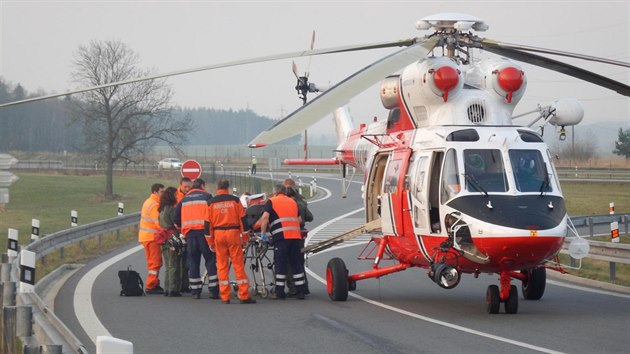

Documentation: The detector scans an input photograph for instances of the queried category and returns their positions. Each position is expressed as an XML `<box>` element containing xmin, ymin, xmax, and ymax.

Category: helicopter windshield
<box><xmin>463</xmin><ymin>149</ymin><xmax>508</xmax><ymax>193</ymax></box>
<box><xmin>509</xmin><ymin>149</ymin><xmax>552</xmax><ymax>192</ymax></box>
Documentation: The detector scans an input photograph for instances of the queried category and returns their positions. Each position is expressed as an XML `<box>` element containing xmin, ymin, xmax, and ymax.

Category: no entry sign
<box><xmin>181</xmin><ymin>159</ymin><xmax>202</xmax><ymax>179</ymax></box>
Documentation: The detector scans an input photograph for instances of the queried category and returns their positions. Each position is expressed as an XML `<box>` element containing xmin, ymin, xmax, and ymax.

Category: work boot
<box><xmin>296</xmin><ymin>292</ymin><xmax>305</xmax><ymax>300</ymax></box>
<box><xmin>209</xmin><ymin>293</ymin><xmax>219</xmax><ymax>300</ymax></box>
<box><xmin>146</xmin><ymin>286</ymin><xmax>164</xmax><ymax>295</ymax></box>
<box><xmin>221</xmin><ymin>299</ymin><xmax>230</xmax><ymax>304</ymax></box>
<box><xmin>170</xmin><ymin>292</ymin><xmax>182</xmax><ymax>297</ymax></box>
<box><xmin>240</xmin><ymin>298</ymin><xmax>256</xmax><ymax>304</ymax></box>
<box><xmin>269</xmin><ymin>293</ymin><xmax>285</xmax><ymax>300</ymax></box>
<box><xmin>192</xmin><ymin>291</ymin><xmax>201</xmax><ymax>299</ymax></box>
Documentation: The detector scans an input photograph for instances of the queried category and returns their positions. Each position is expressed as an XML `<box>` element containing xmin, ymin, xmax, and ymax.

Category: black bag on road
<box><xmin>118</xmin><ymin>266</ymin><xmax>145</xmax><ymax>296</ymax></box>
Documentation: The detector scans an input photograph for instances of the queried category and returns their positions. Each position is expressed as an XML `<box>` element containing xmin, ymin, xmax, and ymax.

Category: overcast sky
<box><xmin>1</xmin><ymin>0</ymin><xmax>628</xmax><ymax>138</ymax></box>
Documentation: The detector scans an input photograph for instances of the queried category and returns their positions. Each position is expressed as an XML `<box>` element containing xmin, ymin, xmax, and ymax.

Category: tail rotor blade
<box><xmin>306</xmin><ymin>30</ymin><xmax>316</xmax><ymax>78</ymax></box>
<box><xmin>292</xmin><ymin>61</ymin><xmax>300</xmax><ymax>79</ymax></box>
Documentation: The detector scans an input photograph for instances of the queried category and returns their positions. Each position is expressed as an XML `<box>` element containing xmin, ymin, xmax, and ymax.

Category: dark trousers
<box><xmin>186</xmin><ymin>230</ymin><xmax>218</xmax><ymax>297</ymax></box>
<box><xmin>286</xmin><ymin>238</ymin><xmax>309</xmax><ymax>294</ymax></box>
<box><xmin>251</xmin><ymin>164</ymin><xmax>257</xmax><ymax>174</ymax></box>
<box><xmin>273</xmin><ymin>238</ymin><xmax>305</xmax><ymax>297</ymax></box>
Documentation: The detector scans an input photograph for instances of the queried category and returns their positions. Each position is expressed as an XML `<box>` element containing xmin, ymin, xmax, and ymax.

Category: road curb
<box><xmin>547</xmin><ymin>270</ymin><xmax>630</xmax><ymax>295</ymax></box>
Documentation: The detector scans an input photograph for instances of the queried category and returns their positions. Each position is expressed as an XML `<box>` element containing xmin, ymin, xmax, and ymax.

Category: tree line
<box><xmin>0</xmin><ymin>80</ymin><xmax>286</xmax><ymax>152</ymax></box>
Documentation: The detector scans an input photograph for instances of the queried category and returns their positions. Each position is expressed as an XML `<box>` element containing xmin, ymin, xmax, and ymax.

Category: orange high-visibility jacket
<box><xmin>267</xmin><ymin>194</ymin><xmax>301</xmax><ymax>240</ymax></box>
<box><xmin>176</xmin><ymin>187</ymin><xmax>186</xmax><ymax>203</ymax></box>
<box><xmin>178</xmin><ymin>188</ymin><xmax>212</xmax><ymax>236</ymax></box>
<box><xmin>138</xmin><ymin>194</ymin><xmax>160</xmax><ymax>243</ymax></box>
<box><xmin>206</xmin><ymin>189</ymin><xmax>245</xmax><ymax>234</ymax></box>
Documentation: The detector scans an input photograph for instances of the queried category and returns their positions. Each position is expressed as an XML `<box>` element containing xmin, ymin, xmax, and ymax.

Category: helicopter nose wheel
<box><xmin>486</xmin><ymin>273</ymin><xmax>519</xmax><ymax>314</ymax></box>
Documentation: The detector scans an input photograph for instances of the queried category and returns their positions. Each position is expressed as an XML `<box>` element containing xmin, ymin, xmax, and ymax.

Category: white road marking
<box><xmin>305</xmin><ymin>211</ymin><xmax>564</xmax><ymax>354</ymax></box>
<box><xmin>547</xmin><ymin>280</ymin><xmax>630</xmax><ymax>299</ymax></box>
<box><xmin>74</xmin><ymin>245</ymin><xmax>143</xmax><ymax>345</ymax></box>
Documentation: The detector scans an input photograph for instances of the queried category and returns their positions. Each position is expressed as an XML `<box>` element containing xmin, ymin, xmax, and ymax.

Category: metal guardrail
<box><xmin>9</xmin><ymin>212</ymin><xmax>140</xmax><ymax>353</ymax></box>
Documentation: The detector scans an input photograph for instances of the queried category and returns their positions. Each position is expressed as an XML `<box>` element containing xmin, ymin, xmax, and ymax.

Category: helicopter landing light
<box><xmin>486</xmin><ymin>201</ymin><xmax>493</xmax><ymax>209</ymax></box>
<box><xmin>548</xmin><ymin>202</ymin><xmax>554</xmax><ymax>209</ymax></box>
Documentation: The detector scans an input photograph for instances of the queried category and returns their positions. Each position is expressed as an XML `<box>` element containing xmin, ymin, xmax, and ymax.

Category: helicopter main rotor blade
<box><xmin>479</xmin><ymin>39</ymin><xmax>630</xmax><ymax>97</ymax></box>
<box><xmin>0</xmin><ymin>37</ymin><xmax>418</xmax><ymax>108</ymax></box>
<box><xmin>249</xmin><ymin>37</ymin><xmax>438</xmax><ymax>147</ymax></box>
<box><xmin>481</xmin><ymin>39</ymin><xmax>630</xmax><ymax>68</ymax></box>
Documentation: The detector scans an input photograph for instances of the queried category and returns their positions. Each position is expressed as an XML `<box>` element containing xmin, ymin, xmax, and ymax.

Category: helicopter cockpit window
<box><xmin>440</xmin><ymin>149</ymin><xmax>460</xmax><ymax>203</ymax></box>
<box><xmin>509</xmin><ymin>149</ymin><xmax>552</xmax><ymax>192</ymax></box>
<box><xmin>463</xmin><ymin>149</ymin><xmax>508</xmax><ymax>193</ymax></box>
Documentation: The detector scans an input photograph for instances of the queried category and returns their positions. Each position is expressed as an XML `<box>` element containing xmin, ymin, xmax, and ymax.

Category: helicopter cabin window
<box><xmin>463</xmin><ymin>149</ymin><xmax>508</xmax><ymax>193</ymax></box>
<box><xmin>517</xmin><ymin>129</ymin><xmax>544</xmax><ymax>143</ymax></box>
<box><xmin>412</xmin><ymin>156</ymin><xmax>428</xmax><ymax>201</ymax></box>
<box><xmin>509</xmin><ymin>150</ymin><xmax>552</xmax><ymax>192</ymax></box>
<box><xmin>440</xmin><ymin>149</ymin><xmax>460</xmax><ymax>203</ymax></box>
<box><xmin>384</xmin><ymin>159</ymin><xmax>402</xmax><ymax>194</ymax></box>
<box><xmin>446</xmin><ymin>129</ymin><xmax>480</xmax><ymax>142</ymax></box>
<box><xmin>386</xmin><ymin>109</ymin><xmax>401</xmax><ymax>130</ymax></box>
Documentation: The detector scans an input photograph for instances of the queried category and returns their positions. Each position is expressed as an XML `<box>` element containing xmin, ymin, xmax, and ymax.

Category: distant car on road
<box><xmin>157</xmin><ymin>158</ymin><xmax>183</xmax><ymax>170</ymax></box>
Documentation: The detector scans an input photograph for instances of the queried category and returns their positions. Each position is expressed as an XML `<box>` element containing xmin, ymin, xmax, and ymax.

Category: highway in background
<box><xmin>55</xmin><ymin>176</ymin><xmax>630</xmax><ymax>353</ymax></box>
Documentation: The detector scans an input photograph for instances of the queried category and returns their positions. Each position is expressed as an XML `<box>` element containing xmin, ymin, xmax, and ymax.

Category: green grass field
<box><xmin>1</xmin><ymin>171</ymin><xmax>273</xmax><ymax>252</ymax></box>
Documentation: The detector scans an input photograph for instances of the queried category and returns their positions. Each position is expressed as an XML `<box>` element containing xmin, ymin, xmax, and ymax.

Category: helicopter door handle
<box><xmin>403</xmin><ymin>208</ymin><xmax>412</xmax><ymax>212</ymax></box>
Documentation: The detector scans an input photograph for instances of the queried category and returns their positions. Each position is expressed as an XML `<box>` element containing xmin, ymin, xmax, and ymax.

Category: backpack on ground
<box><xmin>118</xmin><ymin>266</ymin><xmax>145</xmax><ymax>296</ymax></box>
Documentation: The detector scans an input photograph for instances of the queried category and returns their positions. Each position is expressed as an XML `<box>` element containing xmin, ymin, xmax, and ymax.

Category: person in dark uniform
<box><xmin>259</xmin><ymin>184</ymin><xmax>305</xmax><ymax>300</ymax></box>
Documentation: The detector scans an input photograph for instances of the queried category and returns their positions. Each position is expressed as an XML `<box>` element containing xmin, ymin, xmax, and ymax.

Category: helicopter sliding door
<box><xmin>407</xmin><ymin>151</ymin><xmax>431</xmax><ymax>236</ymax></box>
<box><xmin>365</xmin><ymin>151</ymin><xmax>390</xmax><ymax>223</ymax></box>
<box><xmin>380</xmin><ymin>148</ymin><xmax>412</xmax><ymax>236</ymax></box>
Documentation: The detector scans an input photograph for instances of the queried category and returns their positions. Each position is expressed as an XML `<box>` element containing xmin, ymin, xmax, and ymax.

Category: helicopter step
<box><xmin>302</xmin><ymin>219</ymin><xmax>382</xmax><ymax>255</ymax></box>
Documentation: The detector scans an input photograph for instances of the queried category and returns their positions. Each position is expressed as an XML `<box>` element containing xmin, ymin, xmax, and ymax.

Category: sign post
<box><xmin>0</xmin><ymin>153</ymin><xmax>19</xmax><ymax>206</ymax></box>
<box><xmin>31</xmin><ymin>219</ymin><xmax>40</xmax><ymax>242</ymax></box>
<box><xmin>181</xmin><ymin>160</ymin><xmax>202</xmax><ymax>180</ymax></box>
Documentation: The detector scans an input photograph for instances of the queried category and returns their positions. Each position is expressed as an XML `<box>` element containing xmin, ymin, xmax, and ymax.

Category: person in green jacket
<box><xmin>158</xmin><ymin>187</ymin><xmax>183</xmax><ymax>297</ymax></box>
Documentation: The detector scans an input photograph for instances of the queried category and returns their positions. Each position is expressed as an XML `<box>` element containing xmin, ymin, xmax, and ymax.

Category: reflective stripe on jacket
<box><xmin>180</xmin><ymin>189</ymin><xmax>211</xmax><ymax>236</ymax></box>
<box><xmin>268</xmin><ymin>194</ymin><xmax>301</xmax><ymax>240</ymax></box>
<box><xmin>139</xmin><ymin>194</ymin><xmax>160</xmax><ymax>242</ymax></box>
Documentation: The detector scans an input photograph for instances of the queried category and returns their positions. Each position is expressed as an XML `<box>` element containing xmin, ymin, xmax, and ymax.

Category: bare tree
<box><xmin>70</xmin><ymin>39</ymin><xmax>192</xmax><ymax>197</ymax></box>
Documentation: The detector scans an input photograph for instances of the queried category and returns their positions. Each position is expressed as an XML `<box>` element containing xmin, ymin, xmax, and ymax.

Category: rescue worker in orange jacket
<box><xmin>176</xmin><ymin>177</ymin><xmax>192</xmax><ymax>203</ymax></box>
<box><xmin>260</xmin><ymin>184</ymin><xmax>304</xmax><ymax>299</ymax></box>
<box><xmin>205</xmin><ymin>179</ymin><xmax>256</xmax><ymax>304</ymax></box>
<box><xmin>139</xmin><ymin>183</ymin><xmax>165</xmax><ymax>294</ymax></box>
<box><xmin>173</xmin><ymin>178</ymin><xmax>218</xmax><ymax>299</ymax></box>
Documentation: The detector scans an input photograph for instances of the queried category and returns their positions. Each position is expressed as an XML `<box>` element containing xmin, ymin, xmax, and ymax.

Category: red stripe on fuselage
<box><xmin>386</xmin><ymin>234</ymin><xmax>564</xmax><ymax>273</ymax></box>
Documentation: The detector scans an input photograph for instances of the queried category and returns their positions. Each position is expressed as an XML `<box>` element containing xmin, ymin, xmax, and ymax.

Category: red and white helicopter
<box><xmin>2</xmin><ymin>13</ymin><xmax>628</xmax><ymax>314</ymax></box>
<box><xmin>248</xmin><ymin>13</ymin><xmax>630</xmax><ymax>314</ymax></box>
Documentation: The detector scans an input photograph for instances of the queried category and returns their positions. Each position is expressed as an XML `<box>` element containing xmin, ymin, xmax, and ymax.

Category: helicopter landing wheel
<box><xmin>505</xmin><ymin>285</ymin><xmax>519</xmax><ymax>314</ymax></box>
<box><xmin>326</xmin><ymin>258</ymin><xmax>349</xmax><ymax>301</ymax></box>
<box><xmin>486</xmin><ymin>285</ymin><xmax>500</xmax><ymax>314</ymax></box>
<box><xmin>521</xmin><ymin>268</ymin><xmax>546</xmax><ymax>300</ymax></box>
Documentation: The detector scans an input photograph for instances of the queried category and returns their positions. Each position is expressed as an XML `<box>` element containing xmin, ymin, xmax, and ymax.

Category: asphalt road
<box><xmin>55</xmin><ymin>175</ymin><xmax>630</xmax><ymax>354</ymax></box>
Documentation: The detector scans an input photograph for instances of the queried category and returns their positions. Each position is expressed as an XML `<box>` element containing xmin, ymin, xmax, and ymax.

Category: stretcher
<box><xmin>202</xmin><ymin>196</ymin><xmax>276</xmax><ymax>298</ymax></box>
